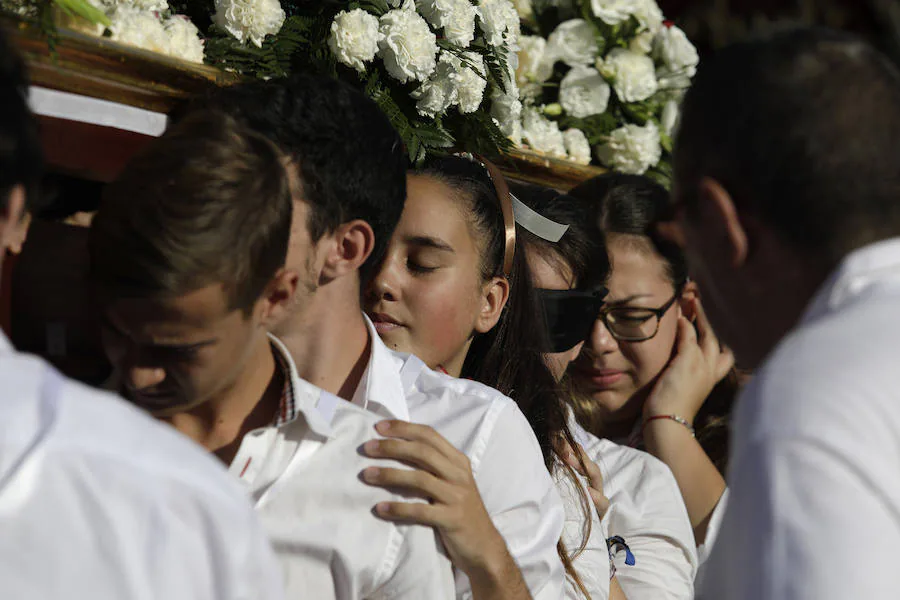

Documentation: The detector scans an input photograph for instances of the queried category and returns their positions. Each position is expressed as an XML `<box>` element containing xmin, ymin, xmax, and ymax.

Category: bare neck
<box><xmin>163</xmin><ymin>333</ymin><xmax>280</xmax><ymax>463</ymax></box>
<box><xmin>276</xmin><ymin>278</ymin><xmax>371</xmax><ymax>401</ymax></box>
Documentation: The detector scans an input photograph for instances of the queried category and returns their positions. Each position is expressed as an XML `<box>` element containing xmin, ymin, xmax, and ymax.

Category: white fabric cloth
<box><xmin>230</xmin><ymin>336</ymin><xmax>455</xmax><ymax>600</ymax></box>
<box><xmin>0</xmin><ymin>332</ymin><xmax>285</xmax><ymax>600</ymax></box>
<box><xmin>700</xmin><ymin>238</ymin><xmax>900</xmax><ymax>600</ymax></box>
<box><xmin>554</xmin><ymin>461</ymin><xmax>611</xmax><ymax>599</ymax></box>
<box><xmin>353</xmin><ymin>316</ymin><xmax>566</xmax><ymax>600</ymax></box>
<box><xmin>697</xmin><ymin>488</ymin><xmax>728</xmax><ymax>566</ymax></box>
<box><xmin>570</xmin><ymin>413</ymin><xmax>697</xmax><ymax>599</ymax></box>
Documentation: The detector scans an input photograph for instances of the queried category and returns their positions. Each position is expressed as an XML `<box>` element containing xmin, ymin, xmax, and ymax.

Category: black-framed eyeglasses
<box><xmin>537</xmin><ymin>287</ymin><xmax>608</xmax><ymax>353</ymax></box>
<box><xmin>598</xmin><ymin>294</ymin><xmax>679</xmax><ymax>342</ymax></box>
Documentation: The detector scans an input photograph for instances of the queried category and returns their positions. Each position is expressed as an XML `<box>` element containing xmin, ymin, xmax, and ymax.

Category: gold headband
<box><xmin>473</xmin><ymin>154</ymin><xmax>516</xmax><ymax>277</ymax></box>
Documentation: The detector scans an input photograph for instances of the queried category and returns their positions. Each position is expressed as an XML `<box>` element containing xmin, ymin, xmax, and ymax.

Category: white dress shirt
<box><xmin>570</xmin><ymin>413</ymin><xmax>697</xmax><ymax>599</ymax></box>
<box><xmin>0</xmin><ymin>333</ymin><xmax>285</xmax><ymax>600</ymax></box>
<box><xmin>554</xmin><ymin>461</ymin><xmax>611</xmax><ymax>599</ymax></box>
<box><xmin>353</xmin><ymin>316</ymin><xmax>566</xmax><ymax>600</ymax></box>
<box><xmin>700</xmin><ymin>238</ymin><xmax>900</xmax><ymax>600</ymax></box>
<box><xmin>232</xmin><ymin>336</ymin><xmax>455</xmax><ymax>600</ymax></box>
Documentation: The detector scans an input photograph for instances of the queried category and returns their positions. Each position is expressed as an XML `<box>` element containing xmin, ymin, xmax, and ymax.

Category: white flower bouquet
<box><xmin>512</xmin><ymin>0</ymin><xmax>698</xmax><ymax>181</ymax></box>
<box><xmin>199</xmin><ymin>0</ymin><xmax>524</xmax><ymax>163</ymax></box>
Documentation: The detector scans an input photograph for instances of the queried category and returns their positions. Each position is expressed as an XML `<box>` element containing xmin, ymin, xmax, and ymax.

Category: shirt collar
<box><xmin>267</xmin><ymin>334</ymin><xmax>335</xmax><ymax>438</ymax></box>
<box><xmin>801</xmin><ymin>237</ymin><xmax>900</xmax><ymax>325</ymax></box>
<box><xmin>350</xmin><ymin>315</ymin><xmax>410</xmax><ymax>420</ymax></box>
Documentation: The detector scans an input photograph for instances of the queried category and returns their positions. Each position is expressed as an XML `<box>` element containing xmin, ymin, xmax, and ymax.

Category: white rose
<box><xmin>660</xmin><ymin>98</ymin><xmax>679</xmax><ymax>137</ymax></box>
<box><xmin>596</xmin><ymin>121</ymin><xmax>661</xmax><ymax>174</ymax></box>
<box><xmin>632</xmin><ymin>0</ymin><xmax>663</xmax><ymax>31</ymax></box>
<box><xmin>656</xmin><ymin>67</ymin><xmax>691</xmax><ymax>93</ymax></box>
<box><xmin>629</xmin><ymin>30</ymin><xmax>654</xmax><ymax>55</ymax></box>
<box><xmin>378</xmin><ymin>7</ymin><xmax>438</xmax><ymax>83</ymax></box>
<box><xmin>164</xmin><ymin>15</ymin><xmax>205</xmax><ymax>63</ymax></box>
<box><xmin>653</xmin><ymin>24</ymin><xmax>699</xmax><ymax>77</ymax></box>
<box><xmin>521</xmin><ymin>107</ymin><xmax>567</xmax><ymax>158</ymax></box>
<box><xmin>213</xmin><ymin>0</ymin><xmax>284</xmax><ymax>47</ymax></box>
<box><xmin>559</xmin><ymin>65</ymin><xmax>610</xmax><ymax>118</ymax></box>
<box><xmin>491</xmin><ymin>86</ymin><xmax>523</xmax><ymax>144</ymax></box>
<box><xmin>516</xmin><ymin>36</ymin><xmax>554</xmax><ymax>98</ymax></box>
<box><xmin>457</xmin><ymin>52</ymin><xmax>488</xmax><ymax>113</ymax></box>
<box><xmin>546</xmin><ymin>19</ymin><xmax>597</xmax><ymax>67</ymax></box>
<box><xmin>512</xmin><ymin>0</ymin><xmax>532</xmax><ymax>20</ymax></box>
<box><xmin>328</xmin><ymin>9</ymin><xmax>381</xmax><ymax>72</ymax></box>
<box><xmin>589</xmin><ymin>0</ymin><xmax>637</xmax><ymax>25</ymax></box>
<box><xmin>563</xmin><ymin>128</ymin><xmax>591</xmax><ymax>164</ymax></box>
<box><xmin>477</xmin><ymin>0</ymin><xmax>520</xmax><ymax>48</ymax></box>
<box><xmin>412</xmin><ymin>52</ymin><xmax>459</xmax><ymax>117</ymax></box>
<box><xmin>417</xmin><ymin>0</ymin><xmax>477</xmax><ymax>47</ymax></box>
<box><xmin>600</xmin><ymin>47</ymin><xmax>658</xmax><ymax>102</ymax></box>
<box><xmin>108</xmin><ymin>6</ymin><xmax>169</xmax><ymax>54</ymax></box>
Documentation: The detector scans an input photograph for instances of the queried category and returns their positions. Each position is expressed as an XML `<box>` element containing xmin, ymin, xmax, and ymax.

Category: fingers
<box><xmin>373</xmin><ymin>500</ymin><xmax>442</xmax><ymax>526</ymax></box>
<box><xmin>716</xmin><ymin>345</ymin><xmax>736</xmax><ymax>381</ymax></box>
<box><xmin>674</xmin><ymin>315</ymin><xmax>698</xmax><ymax>357</ymax></box>
<box><xmin>363</xmin><ymin>437</ymin><xmax>460</xmax><ymax>482</ymax></box>
<box><xmin>693</xmin><ymin>298</ymin><xmax>722</xmax><ymax>358</ymax></box>
<box><xmin>573</xmin><ymin>444</ymin><xmax>604</xmax><ymax>494</ymax></box>
<box><xmin>588</xmin><ymin>487</ymin><xmax>610</xmax><ymax>516</ymax></box>
<box><xmin>361</xmin><ymin>466</ymin><xmax>453</xmax><ymax>504</ymax></box>
<box><xmin>374</xmin><ymin>420</ymin><xmax>467</xmax><ymax>466</ymax></box>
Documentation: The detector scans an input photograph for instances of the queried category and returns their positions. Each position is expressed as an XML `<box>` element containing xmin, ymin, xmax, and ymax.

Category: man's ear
<box><xmin>473</xmin><ymin>276</ymin><xmax>510</xmax><ymax>334</ymax></box>
<box><xmin>320</xmin><ymin>219</ymin><xmax>375</xmax><ymax>281</ymax></box>
<box><xmin>698</xmin><ymin>177</ymin><xmax>748</xmax><ymax>268</ymax></box>
<box><xmin>1</xmin><ymin>185</ymin><xmax>29</xmax><ymax>255</ymax></box>
<box><xmin>259</xmin><ymin>268</ymin><xmax>300</xmax><ymax>328</ymax></box>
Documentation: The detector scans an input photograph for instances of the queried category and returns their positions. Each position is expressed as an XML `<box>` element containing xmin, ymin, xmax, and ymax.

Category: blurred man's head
<box><xmin>187</xmin><ymin>74</ymin><xmax>407</xmax><ymax>314</ymax></box>
<box><xmin>0</xmin><ymin>29</ymin><xmax>42</xmax><ymax>268</ymax></box>
<box><xmin>673</xmin><ymin>27</ymin><xmax>900</xmax><ymax>367</ymax></box>
<box><xmin>90</xmin><ymin>111</ymin><xmax>297</xmax><ymax>415</ymax></box>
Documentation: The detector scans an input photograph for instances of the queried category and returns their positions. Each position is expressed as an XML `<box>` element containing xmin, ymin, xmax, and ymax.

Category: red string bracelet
<box><xmin>643</xmin><ymin>414</ymin><xmax>695</xmax><ymax>438</ymax></box>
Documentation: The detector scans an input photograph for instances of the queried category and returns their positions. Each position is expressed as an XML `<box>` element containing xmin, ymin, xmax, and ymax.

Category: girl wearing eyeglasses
<box><xmin>515</xmin><ymin>181</ymin><xmax>697</xmax><ymax>599</ymax></box>
<box><xmin>567</xmin><ymin>173</ymin><xmax>739</xmax><ymax>563</ymax></box>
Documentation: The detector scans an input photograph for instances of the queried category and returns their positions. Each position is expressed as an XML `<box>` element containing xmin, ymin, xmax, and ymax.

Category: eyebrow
<box><xmin>404</xmin><ymin>235</ymin><xmax>455</xmax><ymax>253</ymax></box>
<box><xmin>100</xmin><ymin>314</ymin><xmax>217</xmax><ymax>352</ymax></box>
<box><xmin>606</xmin><ymin>294</ymin><xmax>654</xmax><ymax>306</ymax></box>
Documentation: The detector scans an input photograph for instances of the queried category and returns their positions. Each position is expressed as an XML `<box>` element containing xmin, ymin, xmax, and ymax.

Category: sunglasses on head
<box><xmin>538</xmin><ymin>287</ymin><xmax>608</xmax><ymax>353</ymax></box>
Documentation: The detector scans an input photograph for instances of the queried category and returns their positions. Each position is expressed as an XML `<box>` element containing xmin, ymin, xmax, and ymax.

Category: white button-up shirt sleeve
<box><xmin>700</xmin><ymin>239</ymin><xmax>900</xmax><ymax>600</ymax></box>
<box><xmin>467</xmin><ymin>401</ymin><xmax>566</xmax><ymax>600</ymax></box>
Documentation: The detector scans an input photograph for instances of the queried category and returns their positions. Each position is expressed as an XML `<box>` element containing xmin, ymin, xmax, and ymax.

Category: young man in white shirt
<box><xmin>0</xmin><ymin>30</ymin><xmax>285</xmax><ymax>600</ymax></box>
<box><xmin>89</xmin><ymin>108</ymin><xmax>455</xmax><ymax>599</ymax></box>
<box><xmin>668</xmin><ymin>27</ymin><xmax>900</xmax><ymax>599</ymax></box>
<box><xmin>190</xmin><ymin>77</ymin><xmax>566</xmax><ymax>600</ymax></box>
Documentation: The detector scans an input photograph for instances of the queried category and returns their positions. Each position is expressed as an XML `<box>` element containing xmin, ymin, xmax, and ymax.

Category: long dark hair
<box><xmin>415</xmin><ymin>156</ymin><xmax>593</xmax><ymax>597</ymax></box>
<box><xmin>569</xmin><ymin>173</ymin><xmax>738</xmax><ymax>473</ymax></box>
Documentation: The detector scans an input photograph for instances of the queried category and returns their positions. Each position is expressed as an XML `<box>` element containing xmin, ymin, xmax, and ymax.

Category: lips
<box><xmin>574</xmin><ymin>364</ymin><xmax>626</xmax><ymax>389</ymax></box>
<box><xmin>369</xmin><ymin>312</ymin><xmax>404</xmax><ymax>335</ymax></box>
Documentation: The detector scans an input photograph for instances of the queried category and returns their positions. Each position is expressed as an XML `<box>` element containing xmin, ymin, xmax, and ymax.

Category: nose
<box><xmin>586</xmin><ymin>318</ymin><xmax>619</xmax><ymax>356</ymax></box>
<box><xmin>127</xmin><ymin>366</ymin><xmax>166</xmax><ymax>391</ymax></box>
<box><xmin>368</xmin><ymin>257</ymin><xmax>402</xmax><ymax>303</ymax></box>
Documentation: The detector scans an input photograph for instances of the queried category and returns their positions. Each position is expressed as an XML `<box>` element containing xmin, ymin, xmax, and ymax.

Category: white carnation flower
<box><xmin>378</xmin><ymin>7</ymin><xmax>439</xmax><ymax>83</ymax></box>
<box><xmin>412</xmin><ymin>52</ymin><xmax>459</xmax><ymax>118</ymax></box>
<box><xmin>559</xmin><ymin>65</ymin><xmax>610</xmax><ymax>118</ymax></box>
<box><xmin>164</xmin><ymin>15</ymin><xmax>205</xmax><ymax>63</ymax></box>
<box><xmin>563</xmin><ymin>128</ymin><xmax>591</xmax><ymax>164</ymax></box>
<box><xmin>491</xmin><ymin>86</ymin><xmax>523</xmax><ymax>144</ymax></box>
<box><xmin>477</xmin><ymin>0</ymin><xmax>520</xmax><ymax>48</ymax></box>
<box><xmin>521</xmin><ymin>107</ymin><xmax>566</xmax><ymax>158</ymax></box>
<box><xmin>629</xmin><ymin>30</ymin><xmax>654</xmax><ymax>55</ymax></box>
<box><xmin>546</xmin><ymin>19</ymin><xmax>597</xmax><ymax>67</ymax></box>
<box><xmin>512</xmin><ymin>0</ymin><xmax>532</xmax><ymax>20</ymax></box>
<box><xmin>457</xmin><ymin>52</ymin><xmax>488</xmax><ymax>113</ymax></box>
<box><xmin>590</xmin><ymin>0</ymin><xmax>637</xmax><ymax>25</ymax></box>
<box><xmin>660</xmin><ymin>98</ymin><xmax>680</xmax><ymax>137</ymax></box>
<box><xmin>108</xmin><ymin>6</ymin><xmax>170</xmax><ymax>55</ymax></box>
<box><xmin>600</xmin><ymin>48</ymin><xmax>658</xmax><ymax>103</ymax></box>
<box><xmin>328</xmin><ymin>9</ymin><xmax>381</xmax><ymax>72</ymax></box>
<box><xmin>632</xmin><ymin>0</ymin><xmax>663</xmax><ymax>31</ymax></box>
<box><xmin>417</xmin><ymin>0</ymin><xmax>477</xmax><ymax>47</ymax></box>
<box><xmin>104</xmin><ymin>0</ymin><xmax>169</xmax><ymax>11</ymax></box>
<box><xmin>596</xmin><ymin>121</ymin><xmax>661</xmax><ymax>174</ymax></box>
<box><xmin>656</xmin><ymin>67</ymin><xmax>691</xmax><ymax>93</ymax></box>
<box><xmin>516</xmin><ymin>36</ymin><xmax>554</xmax><ymax>98</ymax></box>
<box><xmin>653</xmin><ymin>24</ymin><xmax>699</xmax><ymax>77</ymax></box>
<box><xmin>213</xmin><ymin>0</ymin><xmax>285</xmax><ymax>47</ymax></box>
